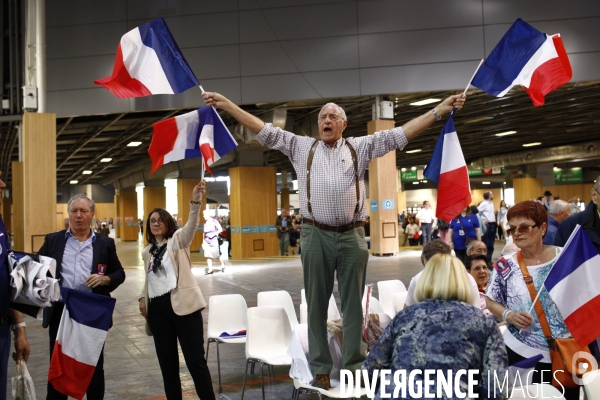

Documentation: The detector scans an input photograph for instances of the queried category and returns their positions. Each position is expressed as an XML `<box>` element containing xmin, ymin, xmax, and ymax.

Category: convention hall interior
<box><xmin>2</xmin><ymin>0</ymin><xmax>600</xmax><ymax>398</ymax></box>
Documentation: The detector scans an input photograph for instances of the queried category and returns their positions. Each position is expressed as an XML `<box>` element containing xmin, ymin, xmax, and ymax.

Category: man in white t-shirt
<box><xmin>415</xmin><ymin>200</ymin><xmax>436</xmax><ymax>245</ymax></box>
<box><xmin>477</xmin><ymin>191</ymin><xmax>496</xmax><ymax>263</ymax></box>
<box><xmin>404</xmin><ymin>239</ymin><xmax>480</xmax><ymax>308</ymax></box>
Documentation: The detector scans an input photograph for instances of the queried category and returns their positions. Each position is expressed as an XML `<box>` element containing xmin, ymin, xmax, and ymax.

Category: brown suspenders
<box><xmin>306</xmin><ymin>139</ymin><xmax>360</xmax><ymax>220</ymax></box>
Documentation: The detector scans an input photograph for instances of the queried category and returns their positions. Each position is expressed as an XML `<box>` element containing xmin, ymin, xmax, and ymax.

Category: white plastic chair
<box><xmin>392</xmin><ymin>291</ymin><xmax>408</xmax><ymax>314</ymax></box>
<box><xmin>300</xmin><ymin>303</ymin><xmax>308</xmax><ymax>324</ymax></box>
<box><xmin>508</xmin><ymin>384</ymin><xmax>565</xmax><ymax>399</ymax></box>
<box><xmin>241</xmin><ymin>306</ymin><xmax>293</xmax><ymax>400</ymax></box>
<box><xmin>257</xmin><ymin>290</ymin><xmax>299</xmax><ymax>330</ymax></box>
<box><xmin>293</xmin><ymin>378</ymin><xmax>368</xmax><ymax>399</ymax></box>
<box><xmin>206</xmin><ymin>294</ymin><xmax>248</xmax><ymax>398</ymax></box>
<box><xmin>377</xmin><ymin>280</ymin><xmax>407</xmax><ymax>318</ymax></box>
<box><xmin>301</xmin><ymin>288</ymin><xmax>306</xmax><ymax>304</ymax></box>
<box><xmin>301</xmin><ymin>288</ymin><xmax>341</xmax><ymax>321</ymax></box>
<box><xmin>583</xmin><ymin>370</ymin><xmax>600</xmax><ymax>400</ymax></box>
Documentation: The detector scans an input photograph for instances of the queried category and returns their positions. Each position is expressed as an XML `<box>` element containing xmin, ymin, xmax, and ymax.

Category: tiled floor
<box><xmin>7</xmin><ymin>235</ymin><xmax>503</xmax><ymax>399</ymax></box>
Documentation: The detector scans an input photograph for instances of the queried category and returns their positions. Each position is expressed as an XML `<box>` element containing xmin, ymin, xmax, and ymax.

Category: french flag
<box><xmin>544</xmin><ymin>225</ymin><xmax>600</xmax><ymax>346</ymax></box>
<box><xmin>507</xmin><ymin>354</ymin><xmax>543</xmax><ymax>391</ymax></box>
<box><xmin>94</xmin><ymin>18</ymin><xmax>199</xmax><ymax>98</ymax></box>
<box><xmin>423</xmin><ymin>114</ymin><xmax>472</xmax><ymax>222</ymax></box>
<box><xmin>48</xmin><ymin>288</ymin><xmax>116</xmax><ymax>400</ymax></box>
<box><xmin>471</xmin><ymin>18</ymin><xmax>572</xmax><ymax>106</ymax></box>
<box><xmin>149</xmin><ymin>106</ymin><xmax>237</xmax><ymax>175</ymax></box>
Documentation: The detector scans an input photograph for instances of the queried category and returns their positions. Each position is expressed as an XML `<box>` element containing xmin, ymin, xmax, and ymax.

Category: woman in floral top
<box><xmin>362</xmin><ymin>254</ymin><xmax>507</xmax><ymax>399</ymax></box>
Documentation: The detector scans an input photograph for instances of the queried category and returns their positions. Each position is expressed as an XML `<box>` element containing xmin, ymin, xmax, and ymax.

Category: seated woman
<box><xmin>362</xmin><ymin>254</ymin><xmax>507</xmax><ymax>398</ymax></box>
<box><xmin>464</xmin><ymin>254</ymin><xmax>493</xmax><ymax>316</ymax></box>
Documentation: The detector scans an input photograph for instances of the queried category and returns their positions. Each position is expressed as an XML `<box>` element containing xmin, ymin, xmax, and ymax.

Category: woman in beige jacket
<box><xmin>139</xmin><ymin>180</ymin><xmax>214</xmax><ymax>400</ymax></box>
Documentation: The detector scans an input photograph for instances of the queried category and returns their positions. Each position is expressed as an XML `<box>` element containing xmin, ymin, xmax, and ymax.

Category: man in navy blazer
<box><xmin>38</xmin><ymin>194</ymin><xmax>125</xmax><ymax>400</ymax></box>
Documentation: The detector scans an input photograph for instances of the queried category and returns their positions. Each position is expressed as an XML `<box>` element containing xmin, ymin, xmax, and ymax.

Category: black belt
<box><xmin>303</xmin><ymin>218</ymin><xmax>364</xmax><ymax>233</ymax></box>
<box><xmin>0</xmin><ymin>314</ymin><xmax>11</xmax><ymax>325</ymax></box>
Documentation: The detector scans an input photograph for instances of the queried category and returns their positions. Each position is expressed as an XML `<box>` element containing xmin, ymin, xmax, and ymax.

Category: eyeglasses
<box><xmin>506</xmin><ymin>224</ymin><xmax>538</xmax><ymax>236</ymax></box>
<box><xmin>319</xmin><ymin>113</ymin><xmax>343</xmax><ymax>122</ymax></box>
<box><xmin>150</xmin><ymin>218</ymin><xmax>165</xmax><ymax>225</ymax></box>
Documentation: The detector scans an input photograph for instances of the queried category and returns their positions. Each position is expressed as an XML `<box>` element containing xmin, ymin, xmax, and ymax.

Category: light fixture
<box><xmin>401</xmin><ymin>167</ymin><xmax>406</xmax><ymax>171</ymax></box>
<box><xmin>127</xmin><ymin>141</ymin><xmax>142</xmax><ymax>147</ymax></box>
<box><xmin>100</xmin><ymin>158</ymin><xmax>112</xmax><ymax>162</ymax></box>
<box><xmin>553</xmin><ymin>167</ymin><xmax>561</xmax><ymax>171</ymax></box>
<box><xmin>412</xmin><ymin>182</ymin><xmax>419</xmax><ymax>185</ymax></box>
<box><xmin>522</xmin><ymin>142</ymin><xmax>541</xmax><ymax>147</ymax></box>
<box><xmin>70</xmin><ymin>180</ymin><xmax>78</xmax><ymax>184</ymax></box>
<box><xmin>482</xmin><ymin>181</ymin><xmax>491</xmax><ymax>185</ymax></box>
<box><xmin>422</xmin><ymin>180</ymin><xmax>428</xmax><ymax>183</ymax></box>
<box><xmin>503</xmin><ymin>182</ymin><xmax>506</xmax><ymax>184</ymax></box>
<box><xmin>82</xmin><ymin>170</ymin><xmax>92</xmax><ymax>175</ymax></box>
<box><xmin>411</xmin><ymin>166</ymin><xmax>417</xmax><ymax>171</ymax></box>
<box><xmin>276</xmin><ymin>172</ymin><xmax>281</xmax><ymax>175</ymax></box>
<box><xmin>406</xmin><ymin>149</ymin><xmax>422</xmax><ymax>154</ymax></box>
<box><xmin>495</xmin><ymin>130</ymin><xmax>517</xmax><ymax>137</ymax></box>
<box><xmin>409</xmin><ymin>98</ymin><xmax>440</xmax><ymax>106</ymax></box>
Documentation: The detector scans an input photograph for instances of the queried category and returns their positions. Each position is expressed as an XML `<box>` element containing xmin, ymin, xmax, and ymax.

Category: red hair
<box><xmin>506</xmin><ymin>200</ymin><xmax>547</xmax><ymax>232</ymax></box>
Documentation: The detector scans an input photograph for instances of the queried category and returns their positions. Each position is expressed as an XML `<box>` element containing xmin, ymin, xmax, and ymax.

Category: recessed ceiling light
<box><xmin>412</xmin><ymin>182</ymin><xmax>419</xmax><ymax>185</ymax></box>
<box><xmin>82</xmin><ymin>170</ymin><xmax>92</xmax><ymax>175</ymax></box>
<box><xmin>409</xmin><ymin>98</ymin><xmax>441</xmax><ymax>106</ymax></box>
<box><xmin>70</xmin><ymin>180</ymin><xmax>78</xmax><ymax>184</ymax></box>
<box><xmin>127</xmin><ymin>141</ymin><xmax>142</xmax><ymax>147</ymax></box>
<box><xmin>411</xmin><ymin>166</ymin><xmax>417</xmax><ymax>171</ymax></box>
<box><xmin>406</xmin><ymin>149</ymin><xmax>422</xmax><ymax>154</ymax></box>
<box><xmin>401</xmin><ymin>168</ymin><xmax>406</xmax><ymax>171</ymax></box>
<box><xmin>495</xmin><ymin>131</ymin><xmax>517</xmax><ymax>137</ymax></box>
<box><xmin>553</xmin><ymin>167</ymin><xmax>561</xmax><ymax>171</ymax></box>
<box><xmin>522</xmin><ymin>142</ymin><xmax>541</xmax><ymax>147</ymax></box>
<box><xmin>482</xmin><ymin>181</ymin><xmax>491</xmax><ymax>184</ymax></box>
<box><xmin>100</xmin><ymin>158</ymin><xmax>112</xmax><ymax>162</ymax></box>
<box><xmin>276</xmin><ymin>173</ymin><xmax>281</xmax><ymax>175</ymax></box>
<box><xmin>422</xmin><ymin>180</ymin><xmax>427</xmax><ymax>183</ymax></box>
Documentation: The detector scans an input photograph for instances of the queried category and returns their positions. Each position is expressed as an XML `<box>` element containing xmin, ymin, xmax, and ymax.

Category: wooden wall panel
<box><xmin>513</xmin><ymin>178</ymin><xmax>543</xmax><ymax>204</ymax></box>
<box><xmin>2</xmin><ymin>198</ymin><xmax>11</xmax><ymax>234</ymax></box>
<box><xmin>13</xmin><ymin>113</ymin><xmax>56</xmax><ymax>252</ymax></box>
<box><xmin>471</xmin><ymin>188</ymin><xmax>502</xmax><ymax>211</ymax></box>
<box><xmin>177</xmin><ymin>179</ymin><xmax>204</xmax><ymax>252</ymax></box>
<box><xmin>94</xmin><ymin>203</ymin><xmax>116</xmax><ymax>224</ymax></box>
<box><xmin>118</xmin><ymin>191</ymin><xmax>138</xmax><ymax>241</ymax></box>
<box><xmin>114</xmin><ymin>194</ymin><xmax>122</xmax><ymax>239</ymax></box>
<box><xmin>368</xmin><ymin>120</ymin><xmax>398</xmax><ymax>255</ymax></box>
<box><xmin>143</xmin><ymin>186</ymin><xmax>166</xmax><ymax>224</ymax></box>
<box><xmin>229</xmin><ymin>166</ymin><xmax>278</xmax><ymax>258</ymax></box>
<box><xmin>542</xmin><ymin>184</ymin><xmax>594</xmax><ymax>203</ymax></box>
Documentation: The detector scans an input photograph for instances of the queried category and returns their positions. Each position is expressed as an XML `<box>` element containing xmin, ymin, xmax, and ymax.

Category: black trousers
<box><xmin>148</xmin><ymin>293</ymin><xmax>215</xmax><ymax>400</ymax></box>
<box><xmin>47</xmin><ymin>302</ymin><xmax>105</xmax><ymax>400</ymax></box>
<box><xmin>507</xmin><ymin>347</ymin><xmax>580</xmax><ymax>400</ymax></box>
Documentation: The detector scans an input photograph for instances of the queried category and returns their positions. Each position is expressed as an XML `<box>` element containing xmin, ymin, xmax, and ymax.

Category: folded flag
<box><xmin>149</xmin><ymin>106</ymin><xmax>237</xmax><ymax>175</ymax></box>
<box><xmin>544</xmin><ymin>225</ymin><xmax>600</xmax><ymax>346</ymax></box>
<box><xmin>471</xmin><ymin>18</ymin><xmax>572</xmax><ymax>106</ymax></box>
<box><xmin>48</xmin><ymin>287</ymin><xmax>116</xmax><ymax>400</ymax></box>
<box><xmin>94</xmin><ymin>18</ymin><xmax>199</xmax><ymax>98</ymax></box>
<box><xmin>508</xmin><ymin>354</ymin><xmax>543</xmax><ymax>390</ymax></box>
<box><xmin>423</xmin><ymin>114</ymin><xmax>471</xmax><ymax>222</ymax></box>
<box><xmin>218</xmin><ymin>330</ymin><xmax>247</xmax><ymax>339</ymax></box>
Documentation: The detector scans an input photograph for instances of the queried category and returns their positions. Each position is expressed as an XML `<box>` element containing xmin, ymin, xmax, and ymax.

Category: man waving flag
<box><xmin>149</xmin><ymin>106</ymin><xmax>237</xmax><ymax>175</ymax></box>
<box><xmin>424</xmin><ymin>114</ymin><xmax>471</xmax><ymax>222</ymax></box>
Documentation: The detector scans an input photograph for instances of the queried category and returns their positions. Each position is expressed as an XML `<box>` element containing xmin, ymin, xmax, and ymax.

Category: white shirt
<box><xmin>477</xmin><ymin>200</ymin><xmax>496</xmax><ymax>223</ymax></box>
<box><xmin>415</xmin><ymin>208</ymin><xmax>436</xmax><ymax>224</ymax></box>
<box><xmin>148</xmin><ymin>250</ymin><xmax>177</xmax><ymax>299</ymax></box>
<box><xmin>404</xmin><ymin>269</ymin><xmax>480</xmax><ymax>308</ymax></box>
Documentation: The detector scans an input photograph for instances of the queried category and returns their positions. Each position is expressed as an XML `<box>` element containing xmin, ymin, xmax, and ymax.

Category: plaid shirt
<box><xmin>257</xmin><ymin>123</ymin><xmax>408</xmax><ymax>226</ymax></box>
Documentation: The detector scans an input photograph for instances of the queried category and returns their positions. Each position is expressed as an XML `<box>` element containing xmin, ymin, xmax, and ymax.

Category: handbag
<box><xmin>516</xmin><ymin>252</ymin><xmax>592</xmax><ymax>389</ymax></box>
<box><xmin>11</xmin><ymin>361</ymin><xmax>36</xmax><ymax>400</ymax></box>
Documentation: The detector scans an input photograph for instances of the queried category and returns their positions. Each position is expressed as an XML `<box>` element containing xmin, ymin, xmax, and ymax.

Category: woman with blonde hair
<box><xmin>362</xmin><ymin>254</ymin><xmax>507</xmax><ymax>398</ymax></box>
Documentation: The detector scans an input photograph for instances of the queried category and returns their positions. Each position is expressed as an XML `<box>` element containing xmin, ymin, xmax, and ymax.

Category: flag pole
<box><xmin>199</xmin><ymin>85</ymin><xmax>206</xmax><ymax>181</ymax></box>
<box><xmin>463</xmin><ymin>59</ymin><xmax>484</xmax><ymax>95</ymax></box>
<box><xmin>199</xmin><ymin>85</ymin><xmax>205</xmax><ymax>94</ymax></box>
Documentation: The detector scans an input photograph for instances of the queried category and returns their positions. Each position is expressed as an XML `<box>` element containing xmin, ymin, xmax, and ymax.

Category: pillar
<box><xmin>12</xmin><ymin>112</ymin><xmax>56</xmax><ymax>252</ymax></box>
<box><xmin>116</xmin><ymin>189</ymin><xmax>138</xmax><ymax>241</ymax></box>
<box><xmin>280</xmin><ymin>169</ymin><xmax>290</xmax><ymax>210</ymax></box>
<box><xmin>143</xmin><ymin>181</ymin><xmax>166</xmax><ymax>224</ymax></box>
<box><xmin>367</xmin><ymin>120</ymin><xmax>398</xmax><ymax>256</ymax></box>
<box><xmin>513</xmin><ymin>178</ymin><xmax>543</xmax><ymax>203</ymax></box>
<box><xmin>114</xmin><ymin>193</ymin><xmax>121</xmax><ymax>238</ymax></box>
<box><xmin>177</xmin><ymin>178</ymin><xmax>205</xmax><ymax>252</ymax></box>
<box><xmin>229</xmin><ymin>166</ymin><xmax>278</xmax><ymax>258</ymax></box>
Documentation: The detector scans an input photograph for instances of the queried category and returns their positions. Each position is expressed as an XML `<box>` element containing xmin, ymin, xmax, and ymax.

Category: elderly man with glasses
<box><xmin>203</xmin><ymin>91</ymin><xmax>466</xmax><ymax>389</ymax></box>
<box><xmin>555</xmin><ymin>179</ymin><xmax>600</xmax><ymax>254</ymax></box>
<box><xmin>38</xmin><ymin>194</ymin><xmax>125</xmax><ymax>400</ymax></box>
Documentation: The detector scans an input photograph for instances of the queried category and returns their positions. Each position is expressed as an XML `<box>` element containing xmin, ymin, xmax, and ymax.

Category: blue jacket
<box><xmin>543</xmin><ymin>216</ymin><xmax>560</xmax><ymax>245</ymax></box>
<box><xmin>554</xmin><ymin>201</ymin><xmax>600</xmax><ymax>254</ymax></box>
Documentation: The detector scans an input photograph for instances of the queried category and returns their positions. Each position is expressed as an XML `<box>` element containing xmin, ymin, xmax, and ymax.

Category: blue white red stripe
<box><xmin>423</xmin><ymin>114</ymin><xmax>471</xmax><ymax>222</ymax></box>
<box><xmin>94</xmin><ymin>18</ymin><xmax>199</xmax><ymax>98</ymax></box>
<box><xmin>48</xmin><ymin>288</ymin><xmax>116</xmax><ymax>400</ymax></box>
<box><xmin>471</xmin><ymin>18</ymin><xmax>572</xmax><ymax>106</ymax></box>
<box><xmin>544</xmin><ymin>225</ymin><xmax>600</xmax><ymax>346</ymax></box>
<box><xmin>149</xmin><ymin>106</ymin><xmax>237</xmax><ymax>174</ymax></box>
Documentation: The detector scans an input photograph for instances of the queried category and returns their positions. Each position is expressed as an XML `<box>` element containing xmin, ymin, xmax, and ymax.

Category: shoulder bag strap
<box><xmin>345</xmin><ymin>140</ymin><xmax>360</xmax><ymax>218</ymax></box>
<box><xmin>516</xmin><ymin>251</ymin><xmax>555</xmax><ymax>346</ymax></box>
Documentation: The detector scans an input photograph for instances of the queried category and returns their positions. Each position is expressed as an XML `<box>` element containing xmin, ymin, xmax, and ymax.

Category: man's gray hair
<box><xmin>466</xmin><ymin>240</ymin><xmax>485</xmax><ymax>254</ymax></box>
<box><xmin>67</xmin><ymin>194</ymin><xmax>95</xmax><ymax>213</ymax></box>
<box><xmin>547</xmin><ymin>199</ymin><xmax>568</xmax><ymax>216</ymax></box>
<box><xmin>570</xmin><ymin>203</ymin><xmax>582</xmax><ymax>215</ymax></box>
<box><xmin>318</xmin><ymin>103</ymin><xmax>347</xmax><ymax>121</ymax></box>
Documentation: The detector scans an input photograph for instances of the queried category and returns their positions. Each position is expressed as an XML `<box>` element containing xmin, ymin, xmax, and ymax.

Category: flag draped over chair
<box><xmin>94</xmin><ymin>18</ymin><xmax>199</xmax><ymax>98</ymax></box>
<box><xmin>423</xmin><ymin>114</ymin><xmax>471</xmax><ymax>222</ymax></box>
<box><xmin>471</xmin><ymin>18</ymin><xmax>572</xmax><ymax>106</ymax></box>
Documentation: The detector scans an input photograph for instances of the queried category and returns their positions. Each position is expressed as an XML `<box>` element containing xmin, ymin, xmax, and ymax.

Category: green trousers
<box><xmin>300</xmin><ymin>223</ymin><xmax>369</xmax><ymax>375</ymax></box>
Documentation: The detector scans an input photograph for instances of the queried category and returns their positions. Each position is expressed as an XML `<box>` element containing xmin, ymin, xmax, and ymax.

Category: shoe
<box><xmin>205</xmin><ymin>270</ymin><xmax>213</xmax><ymax>275</ymax></box>
<box><xmin>311</xmin><ymin>374</ymin><xmax>330</xmax><ymax>390</ymax></box>
<box><xmin>221</xmin><ymin>267</ymin><xmax>225</xmax><ymax>272</ymax></box>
